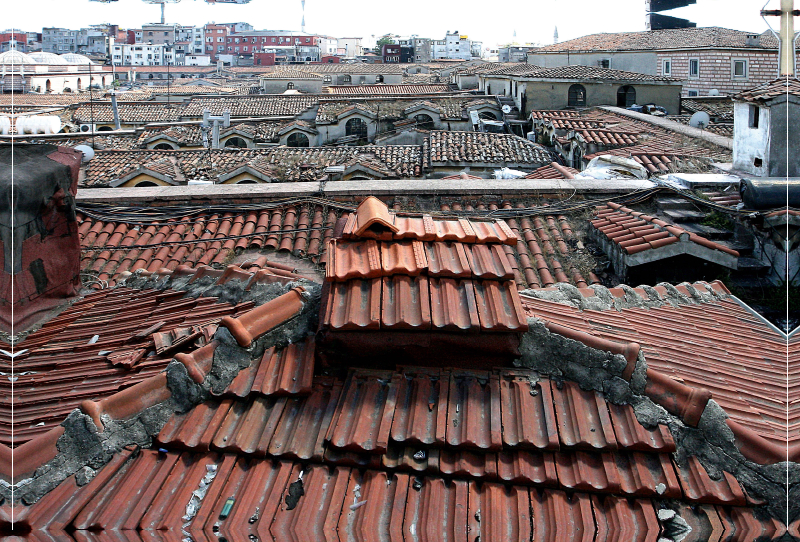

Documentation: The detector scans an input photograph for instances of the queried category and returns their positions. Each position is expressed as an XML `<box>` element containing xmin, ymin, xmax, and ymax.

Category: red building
<box><xmin>253</xmin><ymin>51</ymin><xmax>276</xmax><ymax>66</ymax></box>
<box><xmin>204</xmin><ymin>24</ymin><xmax>229</xmax><ymax>62</ymax></box>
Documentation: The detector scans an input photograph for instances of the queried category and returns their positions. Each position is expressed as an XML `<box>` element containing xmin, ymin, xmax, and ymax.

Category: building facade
<box><xmin>528</xmin><ymin>27</ymin><xmax>798</xmax><ymax>97</ymax></box>
<box><xmin>42</xmin><ymin>28</ymin><xmax>78</xmax><ymax>53</ymax></box>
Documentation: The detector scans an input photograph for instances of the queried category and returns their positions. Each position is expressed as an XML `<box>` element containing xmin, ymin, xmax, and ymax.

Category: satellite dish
<box><xmin>502</xmin><ymin>104</ymin><xmax>512</xmax><ymax>114</ymax></box>
<box><xmin>708</xmin><ymin>89</ymin><xmax>720</xmax><ymax>96</ymax></box>
<box><xmin>689</xmin><ymin>111</ymin><xmax>710</xmax><ymax>130</ymax></box>
<box><xmin>74</xmin><ymin>145</ymin><xmax>95</xmax><ymax>162</ymax></box>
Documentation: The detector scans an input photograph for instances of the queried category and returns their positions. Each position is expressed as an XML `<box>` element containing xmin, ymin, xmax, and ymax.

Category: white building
<box><xmin>0</xmin><ymin>47</ymin><xmax>112</xmax><ymax>94</ymax></box>
<box><xmin>338</xmin><ymin>37</ymin><xmax>363</xmax><ymax>58</ymax></box>
<box><xmin>444</xmin><ymin>31</ymin><xmax>471</xmax><ymax>61</ymax></box>
<box><xmin>185</xmin><ymin>54</ymin><xmax>211</xmax><ymax>66</ymax></box>
<box><xmin>318</xmin><ymin>37</ymin><xmax>338</xmax><ymax>57</ymax></box>
<box><xmin>111</xmin><ymin>43</ymin><xmax>174</xmax><ymax>66</ymax></box>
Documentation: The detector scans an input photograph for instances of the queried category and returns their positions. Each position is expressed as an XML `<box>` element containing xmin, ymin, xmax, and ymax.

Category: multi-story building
<box><xmin>222</xmin><ymin>31</ymin><xmax>320</xmax><ymax>62</ymax></box>
<box><xmin>111</xmin><ymin>42</ymin><xmax>174</xmax><ymax>66</ymax></box>
<box><xmin>318</xmin><ymin>36</ymin><xmax>338</xmax><ymax>57</ymax></box>
<box><xmin>338</xmin><ymin>37</ymin><xmax>363</xmax><ymax>58</ymax></box>
<box><xmin>140</xmin><ymin>24</ymin><xmax>177</xmax><ymax>45</ymax></box>
<box><xmin>78</xmin><ymin>27</ymin><xmax>111</xmax><ymax>55</ymax></box>
<box><xmin>498</xmin><ymin>46</ymin><xmax>530</xmax><ymax>62</ymax></box>
<box><xmin>382</xmin><ymin>44</ymin><xmax>399</xmax><ymax>63</ymax></box>
<box><xmin>203</xmin><ymin>24</ymin><xmax>229</xmax><ymax>62</ymax></box>
<box><xmin>42</xmin><ymin>27</ymin><xmax>78</xmax><ymax>53</ymax></box>
<box><xmin>413</xmin><ymin>38</ymin><xmax>432</xmax><ymax>63</ymax></box>
<box><xmin>444</xmin><ymin>31</ymin><xmax>471</xmax><ymax>61</ymax></box>
<box><xmin>527</xmin><ymin>27</ymin><xmax>798</xmax><ymax>97</ymax></box>
<box><xmin>191</xmin><ymin>27</ymin><xmax>205</xmax><ymax>55</ymax></box>
<box><xmin>0</xmin><ymin>31</ymin><xmax>30</xmax><ymax>52</ymax></box>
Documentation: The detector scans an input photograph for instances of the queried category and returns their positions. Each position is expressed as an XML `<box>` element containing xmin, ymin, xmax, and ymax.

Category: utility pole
<box><xmin>762</xmin><ymin>0</ymin><xmax>800</xmax><ymax>76</ymax></box>
<box><xmin>202</xmin><ymin>108</ymin><xmax>231</xmax><ymax>149</ymax></box>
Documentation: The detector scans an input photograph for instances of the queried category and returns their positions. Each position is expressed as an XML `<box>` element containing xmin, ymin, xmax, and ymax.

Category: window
<box><xmin>733</xmin><ymin>59</ymin><xmax>747</xmax><ymax>78</ymax></box>
<box><xmin>568</xmin><ymin>84</ymin><xmax>586</xmax><ymax>107</ymax></box>
<box><xmin>617</xmin><ymin>85</ymin><xmax>636</xmax><ymax>107</ymax></box>
<box><xmin>287</xmin><ymin>82</ymin><xmax>294</xmax><ymax>89</ymax></box>
<box><xmin>287</xmin><ymin>132</ymin><xmax>310</xmax><ymax>147</ymax></box>
<box><xmin>687</xmin><ymin>89</ymin><xmax>699</xmax><ymax>97</ymax></box>
<box><xmin>323</xmin><ymin>75</ymin><xmax>332</xmax><ymax>83</ymax></box>
<box><xmin>342</xmin><ymin>74</ymin><xmax>351</xmax><ymax>83</ymax></box>
<box><xmin>224</xmin><ymin>137</ymin><xmax>248</xmax><ymax>148</ymax></box>
<box><xmin>749</xmin><ymin>104</ymin><xmax>760</xmax><ymax>129</ymax></box>
<box><xmin>376</xmin><ymin>75</ymin><xmax>384</xmax><ymax>83</ymax></box>
<box><xmin>415</xmin><ymin>114</ymin><xmax>434</xmax><ymax>129</ymax></box>
<box><xmin>662</xmin><ymin>59</ymin><xmax>672</xmax><ymax>75</ymax></box>
<box><xmin>597</xmin><ymin>58</ymin><xmax>611</xmax><ymax>69</ymax></box>
<box><xmin>689</xmin><ymin>58</ymin><xmax>699</xmax><ymax>78</ymax></box>
<box><xmin>345</xmin><ymin>117</ymin><xmax>368</xmax><ymax>140</ymax></box>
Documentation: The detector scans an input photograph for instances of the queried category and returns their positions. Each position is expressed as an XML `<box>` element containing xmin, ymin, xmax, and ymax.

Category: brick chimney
<box><xmin>0</xmin><ymin>144</ymin><xmax>83</xmax><ymax>335</ymax></box>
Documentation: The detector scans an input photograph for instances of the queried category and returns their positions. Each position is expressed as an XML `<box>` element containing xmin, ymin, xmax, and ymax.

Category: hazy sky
<box><xmin>7</xmin><ymin>0</ymin><xmax>780</xmax><ymax>49</ymax></box>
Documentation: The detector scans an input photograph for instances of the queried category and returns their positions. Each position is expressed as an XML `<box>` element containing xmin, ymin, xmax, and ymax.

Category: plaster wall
<box><xmin>259</xmin><ymin>79</ymin><xmax>323</xmax><ymax>94</ymax></box>
<box><xmin>527</xmin><ymin>51</ymin><xmax>657</xmax><ymax>74</ymax></box>
<box><xmin>766</xmin><ymin>98</ymin><xmax>800</xmax><ymax>178</ymax></box>
<box><xmin>732</xmin><ymin>101</ymin><xmax>770</xmax><ymax>176</ymax></box>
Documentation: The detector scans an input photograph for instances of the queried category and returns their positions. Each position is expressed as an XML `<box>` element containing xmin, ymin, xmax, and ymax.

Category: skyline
<box><xmin>7</xmin><ymin>0</ymin><xmax>778</xmax><ymax>49</ymax></box>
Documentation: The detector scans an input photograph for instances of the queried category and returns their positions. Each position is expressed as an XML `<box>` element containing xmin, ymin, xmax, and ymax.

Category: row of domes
<box><xmin>0</xmin><ymin>50</ymin><xmax>95</xmax><ymax>66</ymax></box>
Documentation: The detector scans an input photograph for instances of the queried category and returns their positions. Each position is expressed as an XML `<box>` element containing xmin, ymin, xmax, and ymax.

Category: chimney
<box><xmin>745</xmin><ymin>33</ymin><xmax>761</xmax><ymax>47</ymax></box>
<box><xmin>0</xmin><ymin>144</ymin><xmax>83</xmax><ymax>335</ymax></box>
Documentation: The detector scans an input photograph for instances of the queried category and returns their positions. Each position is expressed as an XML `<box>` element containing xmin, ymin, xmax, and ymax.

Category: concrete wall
<box><xmin>506</xmin><ymin>80</ymin><xmax>681</xmax><ymax>115</ymax></box>
<box><xmin>732</xmin><ymin>101</ymin><xmax>770</xmax><ymax>176</ymax></box>
<box><xmin>317</xmin><ymin>113</ymin><xmax>377</xmax><ymax>144</ymax></box>
<box><xmin>767</xmin><ymin>97</ymin><xmax>800</xmax><ymax>178</ymax></box>
<box><xmin>260</xmin><ymin>78</ymin><xmax>323</xmax><ymax>94</ymax></box>
<box><xmin>278</xmin><ymin>129</ymin><xmax>319</xmax><ymax>147</ymax></box>
<box><xmin>527</xmin><ymin>51</ymin><xmax>658</xmax><ymax>74</ymax></box>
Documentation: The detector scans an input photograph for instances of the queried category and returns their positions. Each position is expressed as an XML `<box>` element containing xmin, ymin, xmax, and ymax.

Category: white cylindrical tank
<box><xmin>16</xmin><ymin>115</ymin><xmax>61</xmax><ymax>134</ymax></box>
<box><xmin>14</xmin><ymin>116</ymin><xmax>29</xmax><ymax>135</ymax></box>
<box><xmin>0</xmin><ymin>117</ymin><xmax>10</xmax><ymax>135</ymax></box>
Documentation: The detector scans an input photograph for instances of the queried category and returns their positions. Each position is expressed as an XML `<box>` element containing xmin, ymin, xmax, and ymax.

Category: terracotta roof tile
<box><xmin>591</xmin><ymin>201</ymin><xmax>739</xmax><ymax>257</ymax></box>
<box><xmin>326</xmin><ymin>84</ymin><xmax>453</xmax><ymax>95</ymax></box>
<box><xmin>521</xmin><ymin>291</ymin><xmax>788</xmax><ymax>447</ymax></box>
<box><xmin>733</xmin><ymin>77</ymin><xmax>800</xmax><ymax>103</ymax></box>
<box><xmin>535</xmin><ymin>27</ymin><xmax>781</xmax><ymax>53</ymax></box>
<box><xmin>425</xmin><ymin>130</ymin><xmax>550</xmax><ymax>166</ymax></box>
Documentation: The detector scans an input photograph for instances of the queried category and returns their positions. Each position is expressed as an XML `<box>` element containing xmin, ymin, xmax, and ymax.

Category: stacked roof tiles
<box><xmin>319</xmin><ymin>197</ymin><xmax>527</xmax><ymax>342</ymax></box>
<box><xmin>590</xmin><ymin>202</ymin><xmax>739</xmax><ymax>258</ymax></box>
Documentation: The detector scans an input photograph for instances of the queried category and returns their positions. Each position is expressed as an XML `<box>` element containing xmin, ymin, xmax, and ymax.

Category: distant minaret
<box><xmin>301</xmin><ymin>0</ymin><xmax>306</xmax><ymax>32</ymax></box>
<box><xmin>554</xmin><ymin>26</ymin><xmax>559</xmax><ymax>44</ymax></box>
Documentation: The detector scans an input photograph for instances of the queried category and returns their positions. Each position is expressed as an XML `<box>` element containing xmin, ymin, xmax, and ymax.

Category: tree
<box><xmin>374</xmin><ymin>34</ymin><xmax>395</xmax><ymax>54</ymax></box>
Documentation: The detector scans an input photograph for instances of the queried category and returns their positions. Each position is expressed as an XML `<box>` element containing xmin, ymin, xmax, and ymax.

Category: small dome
<box><xmin>0</xmin><ymin>49</ymin><xmax>38</xmax><ymax>66</ymax></box>
<box><xmin>60</xmin><ymin>53</ymin><xmax>95</xmax><ymax>65</ymax></box>
<box><xmin>29</xmin><ymin>51</ymin><xmax>68</xmax><ymax>65</ymax></box>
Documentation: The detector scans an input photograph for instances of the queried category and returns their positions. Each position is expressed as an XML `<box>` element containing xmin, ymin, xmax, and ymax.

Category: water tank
<box><xmin>740</xmin><ymin>178</ymin><xmax>800</xmax><ymax>209</ymax></box>
<box><xmin>15</xmin><ymin>115</ymin><xmax>61</xmax><ymax>134</ymax></box>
